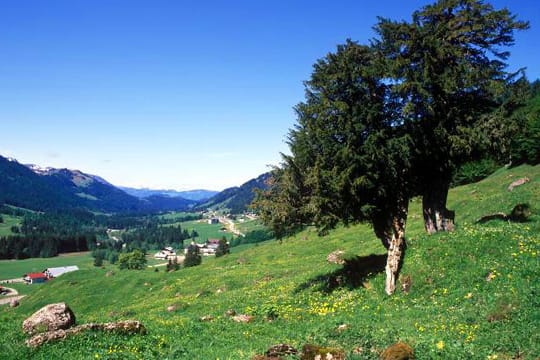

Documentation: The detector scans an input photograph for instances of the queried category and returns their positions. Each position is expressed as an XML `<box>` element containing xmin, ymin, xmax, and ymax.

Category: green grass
<box><xmin>0</xmin><ymin>214</ymin><xmax>22</xmax><ymax>236</ymax></box>
<box><xmin>178</xmin><ymin>219</ymin><xmax>232</xmax><ymax>243</ymax></box>
<box><xmin>0</xmin><ymin>165</ymin><xmax>538</xmax><ymax>359</ymax></box>
<box><xmin>235</xmin><ymin>217</ymin><xmax>266</xmax><ymax>234</ymax></box>
<box><xmin>0</xmin><ymin>253</ymin><xmax>93</xmax><ymax>280</ymax></box>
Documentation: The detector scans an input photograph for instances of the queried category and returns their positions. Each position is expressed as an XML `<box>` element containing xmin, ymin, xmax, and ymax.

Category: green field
<box><xmin>0</xmin><ymin>252</ymin><xmax>93</xmax><ymax>280</ymax></box>
<box><xmin>175</xmin><ymin>219</ymin><xmax>232</xmax><ymax>243</ymax></box>
<box><xmin>0</xmin><ymin>214</ymin><xmax>22</xmax><ymax>236</ymax></box>
<box><xmin>0</xmin><ymin>165</ymin><xmax>538</xmax><ymax>359</ymax></box>
<box><xmin>235</xmin><ymin>217</ymin><xmax>265</xmax><ymax>234</ymax></box>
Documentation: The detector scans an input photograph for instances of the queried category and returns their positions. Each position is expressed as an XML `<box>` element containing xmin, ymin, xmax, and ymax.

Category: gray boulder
<box><xmin>22</xmin><ymin>302</ymin><xmax>76</xmax><ymax>335</ymax></box>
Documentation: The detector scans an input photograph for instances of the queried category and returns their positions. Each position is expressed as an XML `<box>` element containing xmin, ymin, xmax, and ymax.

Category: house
<box><xmin>185</xmin><ymin>239</ymin><xmax>226</xmax><ymax>256</ymax></box>
<box><xmin>44</xmin><ymin>266</ymin><xmax>79</xmax><ymax>278</ymax></box>
<box><xmin>154</xmin><ymin>247</ymin><xmax>177</xmax><ymax>260</ymax></box>
<box><xmin>208</xmin><ymin>218</ymin><xmax>219</xmax><ymax>224</ymax></box>
<box><xmin>23</xmin><ymin>273</ymin><xmax>48</xmax><ymax>284</ymax></box>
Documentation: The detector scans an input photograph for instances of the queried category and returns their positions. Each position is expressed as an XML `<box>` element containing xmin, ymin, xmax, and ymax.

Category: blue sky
<box><xmin>1</xmin><ymin>0</ymin><xmax>538</xmax><ymax>191</ymax></box>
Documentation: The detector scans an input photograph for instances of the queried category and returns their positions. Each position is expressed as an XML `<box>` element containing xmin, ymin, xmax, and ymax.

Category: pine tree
<box><xmin>375</xmin><ymin>0</ymin><xmax>529</xmax><ymax>233</ymax></box>
<box><xmin>254</xmin><ymin>41</ymin><xmax>413</xmax><ymax>294</ymax></box>
<box><xmin>215</xmin><ymin>236</ymin><xmax>230</xmax><ymax>257</ymax></box>
<box><xmin>183</xmin><ymin>242</ymin><xmax>201</xmax><ymax>267</ymax></box>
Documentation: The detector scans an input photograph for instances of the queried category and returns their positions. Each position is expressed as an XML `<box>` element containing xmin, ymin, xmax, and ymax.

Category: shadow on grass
<box><xmin>476</xmin><ymin>203</ymin><xmax>531</xmax><ymax>224</ymax></box>
<box><xmin>295</xmin><ymin>254</ymin><xmax>387</xmax><ymax>294</ymax></box>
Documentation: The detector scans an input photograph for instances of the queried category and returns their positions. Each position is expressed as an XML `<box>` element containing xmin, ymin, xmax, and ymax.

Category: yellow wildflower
<box><xmin>436</xmin><ymin>340</ymin><xmax>445</xmax><ymax>350</ymax></box>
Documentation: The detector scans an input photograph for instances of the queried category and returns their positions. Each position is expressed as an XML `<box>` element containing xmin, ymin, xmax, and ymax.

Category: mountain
<box><xmin>0</xmin><ymin>155</ymin><xmax>195</xmax><ymax>213</ymax></box>
<box><xmin>198</xmin><ymin>172</ymin><xmax>271</xmax><ymax>213</ymax></box>
<box><xmin>120</xmin><ymin>187</ymin><xmax>218</xmax><ymax>202</ymax></box>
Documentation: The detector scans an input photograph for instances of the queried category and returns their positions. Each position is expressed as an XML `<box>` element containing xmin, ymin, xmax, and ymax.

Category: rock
<box><xmin>301</xmin><ymin>344</ymin><xmax>345</xmax><ymax>360</ymax></box>
<box><xmin>336</xmin><ymin>324</ymin><xmax>349</xmax><ymax>332</ymax></box>
<box><xmin>224</xmin><ymin>309</ymin><xmax>237</xmax><ymax>317</ymax></box>
<box><xmin>10</xmin><ymin>299</ymin><xmax>20</xmax><ymax>308</ymax></box>
<box><xmin>232</xmin><ymin>314</ymin><xmax>254</xmax><ymax>323</ymax></box>
<box><xmin>266</xmin><ymin>343</ymin><xmax>298</xmax><ymax>357</ymax></box>
<box><xmin>199</xmin><ymin>315</ymin><xmax>214</xmax><ymax>322</ymax></box>
<box><xmin>22</xmin><ymin>303</ymin><xmax>76</xmax><ymax>335</ymax></box>
<box><xmin>400</xmin><ymin>274</ymin><xmax>412</xmax><ymax>294</ymax></box>
<box><xmin>105</xmin><ymin>271</ymin><xmax>114</xmax><ymax>277</ymax></box>
<box><xmin>379</xmin><ymin>342</ymin><xmax>415</xmax><ymax>360</ymax></box>
<box><xmin>507</xmin><ymin>177</ymin><xmax>530</xmax><ymax>192</ymax></box>
<box><xmin>167</xmin><ymin>305</ymin><xmax>177</xmax><ymax>312</ymax></box>
<box><xmin>26</xmin><ymin>320</ymin><xmax>146</xmax><ymax>348</ymax></box>
<box><xmin>327</xmin><ymin>250</ymin><xmax>346</xmax><ymax>265</ymax></box>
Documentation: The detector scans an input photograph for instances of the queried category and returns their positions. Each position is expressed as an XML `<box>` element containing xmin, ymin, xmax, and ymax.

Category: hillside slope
<box><xmin>198</xmin><ymin>172</ymin><xmax>270</xmax><ymax>213</ymax></box>
<box><xmin>0</xmin><ymin>165</ymin><xmax>538</xmax><ymax>359</ymax></box>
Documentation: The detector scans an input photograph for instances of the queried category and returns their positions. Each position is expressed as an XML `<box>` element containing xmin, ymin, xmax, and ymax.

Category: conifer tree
<box><xmin>375</xmin><ymin>0</ymin><xmax>529</xmax><ymax>233</ymax></box>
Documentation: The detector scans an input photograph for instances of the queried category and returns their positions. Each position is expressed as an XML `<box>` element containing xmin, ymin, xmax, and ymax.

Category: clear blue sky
<box><xmin>1</xmin><ymin>0</ymin><xmax>538</xmax><ymax>191</ymax></box>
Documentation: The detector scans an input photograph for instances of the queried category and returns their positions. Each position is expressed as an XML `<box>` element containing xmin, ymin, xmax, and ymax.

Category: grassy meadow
<box><xmin>0</xmin><ymin>165</ymin><xmax>538</xmax><ymax>359</ymax></box>
<box><xmin>179</xmin><ymin>220</ymin><xmax>232</xmax><ymax>243</ymax></box>
<box><xmin>0</xmin><ymin>252</ymin><xmax>93</xmax><ymax>281</ymax></box>
<box><xmin>0</xmin><ymin>213</ymin><xmax>21</xmax><ymax>236</ymax></box>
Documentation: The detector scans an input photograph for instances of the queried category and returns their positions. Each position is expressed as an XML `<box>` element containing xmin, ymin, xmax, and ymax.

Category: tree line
<box><xmin>253</xmin><ymin>0</ymin><xmax>532</xmax><ymax>294</ymax></box>
<box><xmin>0</xmin><ymin>208</ymin><xmax>200</xmax><ymax>260</ymax></box>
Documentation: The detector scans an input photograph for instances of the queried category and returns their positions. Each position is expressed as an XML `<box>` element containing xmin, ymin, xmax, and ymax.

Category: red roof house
<box><xmin>23</xmin><ymin>272</ymin><xmax>48</xmax><ymax>284</ymax></box>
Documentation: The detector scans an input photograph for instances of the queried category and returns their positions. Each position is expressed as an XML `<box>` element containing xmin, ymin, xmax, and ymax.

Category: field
<box><xmin>235</xmin><ymin>217</ymin><xmax>266</xmax><ymax>234</ymax></box>
<box><xmin>0</xmin><ymin>165</ymin><xmax>538</xmax><ymax>359</ymax></box>
<box><xmin>0</xmin><ymin>214</ymin><xmax>21</xmax><ymax>236</ymax></box>
<box><xmin>0</xmin><ymin>252</ymin><xmax>93</xmax><ymax>281</ymax></box>
<box><xmin>176</xmin><ymin>219</ymin><xmax>232</xmax><ymax>243</ymax></box>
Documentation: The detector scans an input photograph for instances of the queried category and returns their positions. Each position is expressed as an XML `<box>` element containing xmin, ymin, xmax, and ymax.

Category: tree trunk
<box><xmin>422</xmin><ymin>179</ymin><xmax>455</xmax><ymax>234</ymax></box>
<box><xmin>384</xmin><ymin>205</ymin><xmax>407</xmax><ymax>295</ymax></box>
<box><xmin>372</xmin><ymin>200</ymin><xmax>408</xmax><ymax>295</ymax></box>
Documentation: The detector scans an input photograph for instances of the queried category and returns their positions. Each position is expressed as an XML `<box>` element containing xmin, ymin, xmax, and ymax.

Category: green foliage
<box><xmin>166</xmin><ymin>257</ymin><xmax>180</xmax><ymax>271</ymax></box>
<box><xmin>183</xmin><ymin>243</ymin><xmax>201</xmax><ymax>267</ymax></box>
<box><xmin>108</xmin><ymin>251</ymin><xmax>119</xmax><ymax>264</ymax></box>
<box><xmin>215</xmin><ymin>236</ymin><xmax>230</xmax><ymax>257</ymax></box>
<box><xmin>230</xmin><ymin>229</ymin><xmax>274</xmax><ymax>247</ymax></box>
<box><xmin>117</xmin><ymin>249</ymin><xmax>147</xmax><ymax>270</ymax></box>
<box><xmin>374</xmin><ymin>0</ymin><xmax>529</xmax><ymax>231</ymax></box>
<box><xmin>254</xmin><ymin>41</ymin><xmax>413</xmax><ymax>245</ymax></box>
<box><xmin>121</xmin><ymin>220</ymin><xmax>190</xmax><ymax>251</ymax></box>
<box><xmin>452</xmin><ymin>158</ymin><xmax>500</xmax><ymax>186</ymax></box>
<box><xmin>511</xmin><ymin>91</ymin><xmax>540</xmax><ymax>165</ymax></box>
<box><xmin>93</xmin><ymin>252</ymin><xmax>104</xmax><ymax>267</ymax></box>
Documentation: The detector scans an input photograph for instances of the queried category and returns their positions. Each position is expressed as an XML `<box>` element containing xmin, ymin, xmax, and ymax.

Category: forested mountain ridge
<box><xmin>197</xmin><ymin>172</ymin><xmax>271</xmax><ymax>213</ymax></box>
<box><xmin>0</xmin><ymin>156</ymin><xmax>194</xmax><ymax>213</ymax></box>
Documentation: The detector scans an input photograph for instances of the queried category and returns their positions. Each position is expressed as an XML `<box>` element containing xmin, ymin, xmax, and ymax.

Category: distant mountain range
<box><xmin>120</xmin><ymin>187</ymin><xmax>218</xmax><ymax>202</ymax></box>
<box><xmin>0</xmin><ymin>155</ymin><xmax>195</xmax><ymax>213</ymax></box>
<box><xmin>0</xmin><ymin>155</ymin><xmax>270</xmax><ymax>214</ymax></box>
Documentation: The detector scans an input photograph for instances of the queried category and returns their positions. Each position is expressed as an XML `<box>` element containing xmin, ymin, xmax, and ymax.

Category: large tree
<box><xmin>255</xmin><ymin>41</ymin><xmax>413</xmax><ymax>294</ymax></box>
<box><xmin>375</xmin><ymin>0</ymin><xmax>529</xmax><ymax>233</ymax></box>
<box><xmin>254</xmin><ymin>0</ymin><xmax>528</xmax><ymax>295</ymax></box>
